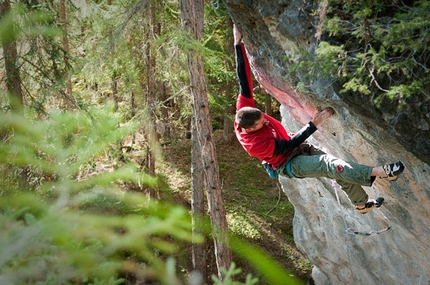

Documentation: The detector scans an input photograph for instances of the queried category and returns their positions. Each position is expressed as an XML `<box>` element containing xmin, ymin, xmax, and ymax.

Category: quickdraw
<box><xmin>346</xmin><ymin>224</ymin><xmax>391</xmax><ymax>236</ymax></box>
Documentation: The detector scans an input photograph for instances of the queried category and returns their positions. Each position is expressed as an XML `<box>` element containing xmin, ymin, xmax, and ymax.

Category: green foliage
<box><xmin>208</xmin><ymin>93</ymin><xmax>231</xmax><ymax>129</ymax></box>
<box><xmin>0</xmin><ymin>3</ymin><xmax>62</xmax><ymax>44</ymax></box>
<box><xmin>324</xmin><ymin>16</ymin><xmax>344</xmax><ymax>36</ymax></box>
<box><xmin>229</xmin><ymin>236</ymin><xmax>303</xmax><ymax>285</ymax></box>
<box><xmin>74</xmin><ymin>1</ymin><xmax>144</xmax><ymax>109</ymax></box>
<box><xmin>212</xmin><ymin>262</ymin><xmax>259</xmax><ymax>285</ymax></box>
<box><xmin>204</xmin><ymin>3</ymin><xmax>237</xmax><ymax>129</ymax></box>
<box><xmin>292</xmin><ymin>0</ymin><xmax>429</xmax><ymax>108</ymax></box>
<box><xmin>1</xmin><ymin>2</ymin><xmax>73</xmax><ymax>111</ymax></box>
<box><xmin>204</xmin><ymin>3</ymin><xmax>235</xmax><ymax>84</ymax></box>
<box><xmin>0</xmin><ymin>105</ymin><xmax>140</xmax><ymax>189</ymax></box>
<box><xmin>0</xmin><ymin>192</ymin><xmax>195</xmax><ymax>284</ymax></box>
<box><xmin>0</xmin><ymin>105</ymin><xmax>196</xmax><ymax>284</ymax></box>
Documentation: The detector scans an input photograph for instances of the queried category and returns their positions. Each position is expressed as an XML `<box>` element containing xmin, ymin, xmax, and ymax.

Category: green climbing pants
<box><xmin>278</xmin><ymin>144</ymin><xmax>373</xmax><ymax>206</ymax></box>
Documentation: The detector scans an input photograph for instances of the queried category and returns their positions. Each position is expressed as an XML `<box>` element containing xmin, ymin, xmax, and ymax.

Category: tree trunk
<box><xmin>179</xmin><ymin>0</ymin><xmax>232</xmax><ymax>280</ymax></box>
<box><xmin>160</xmin><ymin>81</ymin><xmax>171</xmax><ymax>140</ymax></box>
<box><xmin>222</xmin><ymin>17</ymin><xmax>235</xmax><ymax>143</ymax></box>
<box><xmin>0</xmin><ymin>0</ymin><xmax>23</xmax><ymax>111</ymax></box>
<box><xmin>106</xmin><ymin>0</ymin><xmax>119</xmax><ymax>112</ymax></box>
<box><xmin>59</xmin><ymin>0</ymin><xmax>73</xmax><ymax>108</ymax></box>
<box><xmin>143</xmin><ymin>3</ymin><xmax>158</xmax><ymax>176</ymax></box>
<box><xmin>265</xmin><ymin>94</ymin><xmax>272</xmax><ymax>116</ymax></box>
<box><xmin>111</xmin><ymin>79</ymin><xmax>118</xmax><ymax>111</ymax></box>
<box><xmin>191</xmin><ymin>118</ymin><xmax>208</xmax><ymax>281</ymax></box>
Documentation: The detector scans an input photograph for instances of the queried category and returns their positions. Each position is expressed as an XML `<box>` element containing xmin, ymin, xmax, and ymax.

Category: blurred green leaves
<box><xmin>0</xmin><ymin>105</ymin><xmax>194</xmax><ymax>284</ymax></box>
<box><xmin>0</xmin><ymin>105</ymin><xmax>144</xmax><ymax>189</ymax></box>
<box><xmin>0</xmin><ymin>3</ymin><xmax>62</xmax><ymax>44</ymax></box>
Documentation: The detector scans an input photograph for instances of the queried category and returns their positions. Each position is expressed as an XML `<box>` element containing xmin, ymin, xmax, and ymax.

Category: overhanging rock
<box><xmin>224</xmin><ymin>0</ymin><xmax>430</xmax><ymax>283</ymax></box>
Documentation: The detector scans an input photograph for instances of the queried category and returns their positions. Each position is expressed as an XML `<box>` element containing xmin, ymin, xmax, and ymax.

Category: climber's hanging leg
<box><xmin>333</xmin><ymin>181</ymin><xmax>391</xmax><ymax>236</ymax></box>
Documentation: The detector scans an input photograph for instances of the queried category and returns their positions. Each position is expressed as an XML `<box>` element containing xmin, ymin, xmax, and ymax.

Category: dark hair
<box><xmin>236</xmin><ymin>107</ymin><xmax>262</xmax><ymax>128</ymax></box>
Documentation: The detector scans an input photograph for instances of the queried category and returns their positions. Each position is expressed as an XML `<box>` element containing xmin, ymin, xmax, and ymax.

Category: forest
<box><xmin>1</xmin><ymin>0</ymin><xmax>428</xmax><ymax>284</ymax></box>
<box><xmin>0</xmin><ymin>0</ymin><xmax>305</xmax><ymax>284</ymax></box>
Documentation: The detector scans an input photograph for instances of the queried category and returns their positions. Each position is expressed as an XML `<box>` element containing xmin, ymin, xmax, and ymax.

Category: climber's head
<box><xmin>236</xmin><ymin>107</ymin><xmax>266</xmax><ymax>132</ymax></box>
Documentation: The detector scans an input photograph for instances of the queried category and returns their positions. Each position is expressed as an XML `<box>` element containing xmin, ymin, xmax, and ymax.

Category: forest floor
<box><xmin>156</xmin><ymin>130</ymin><xmax>314</xmax><ymax>284</ymax></box>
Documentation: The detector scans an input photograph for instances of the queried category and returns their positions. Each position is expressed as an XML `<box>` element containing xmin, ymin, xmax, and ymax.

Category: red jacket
<box><xmin>234</xmin><ymin>44</ymin><xmax>292</xmax><ymax>168</ymax></box>
<box><xmin>234</xmin><ymin>43</ymin><xmax>317</xmax><ymax>169</ymax></box>
<box><xmin>235</xmin><ymin>95</ymin><xmax>292</xmax><ymax>168</ymax></box>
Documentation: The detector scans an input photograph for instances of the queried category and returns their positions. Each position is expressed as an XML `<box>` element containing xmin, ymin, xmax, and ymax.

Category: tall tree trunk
<box><xmin>59</xmin><ymin>0</ymin><xmax>73</xmax><ymax>108</ymax></box>
<box><xmin>222</xmin><ymin>17</ymin><xmax>235</xmax><ymax>143</ymax></box>
<box><xmin>0</xmin><ymin>0</ymin><xmax>23</xmax><ymax>111</ymax></box>
<box><xmin>106</xmin><ymin>0</ymin><xmax>119</xmax><ymax>112</ymax></box>
<box><xmin>191</xmin><ymin>118</ymin><xmax>208</xmax><ymax>281</ymax></box>
<box><xmin>144</xmin><ymin>3</ymin><xmax>157</xmax><ymax>176</ymax></box>
<box><xmin>160</xmin><ymin>81</ymin><xmax>171</xmax><ymax>140</ymax></box>
<box><xmin>179</xmin><ymin>0</ymin><xmax>232</xmax><ymax>280</ymax></box>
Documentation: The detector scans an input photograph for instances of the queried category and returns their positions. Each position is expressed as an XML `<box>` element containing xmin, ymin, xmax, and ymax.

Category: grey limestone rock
<box><xmin>224</xmin><ymin>0</ymin><xmax>430</xmax><ymax>283</ymax></box>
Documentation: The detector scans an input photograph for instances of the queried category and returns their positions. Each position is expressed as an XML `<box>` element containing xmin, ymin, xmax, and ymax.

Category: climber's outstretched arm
<box><xmin>234</xmin><ymin>25</ymin><xmax>253</xmax><ymax>101</ymax></box>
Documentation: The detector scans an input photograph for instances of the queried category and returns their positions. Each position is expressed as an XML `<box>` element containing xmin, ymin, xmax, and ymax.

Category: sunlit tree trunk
<box><xmin>179</xmin><ymin>0</ymin><xmax>232</xmax><ymax>280</ymax></box>
<box><xmin>0</xmin><ymin>0</ymin><xmax>23</xmax><ymax>111</ymax></box>
<box><xmin>190</xmin><ymin>118</ymin><xmax>207</xmax><ymax>280</ymax></box>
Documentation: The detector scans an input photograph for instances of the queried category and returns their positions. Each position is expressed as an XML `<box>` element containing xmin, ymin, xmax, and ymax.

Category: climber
<box><xmin>232</xmin><ymin>25</ymin><xmax>405</xmax><ymax>214</ymax></box>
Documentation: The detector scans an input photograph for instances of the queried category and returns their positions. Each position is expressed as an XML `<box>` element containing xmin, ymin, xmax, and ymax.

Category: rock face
<box><xmin>224</xmin><ymin>0</ymin><xmax>430</xmax><ymax>284</ymax></box>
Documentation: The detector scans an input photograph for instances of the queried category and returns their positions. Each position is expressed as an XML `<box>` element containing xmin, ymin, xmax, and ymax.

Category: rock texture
<box><xmin>224</xmin><ymin>0</ymin><xmax>430</xmax><ymax>284</ymax></box>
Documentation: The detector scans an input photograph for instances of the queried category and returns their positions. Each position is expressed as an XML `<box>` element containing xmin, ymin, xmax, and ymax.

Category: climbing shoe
<box><xmin>356</xmin><ymin>197</ymin><xmax>384</xmax><ymax>214</ymax></box>
<box><xmin>382</xmin><ymin>161</ymin><xmax>405</xmax><ymax>181</ymax></box>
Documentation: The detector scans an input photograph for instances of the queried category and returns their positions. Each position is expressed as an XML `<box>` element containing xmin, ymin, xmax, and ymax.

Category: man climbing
<box><xmin>233</xmin><ymin>25</ymin><xmax>404</xmax><ymax>214</ymax></box>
